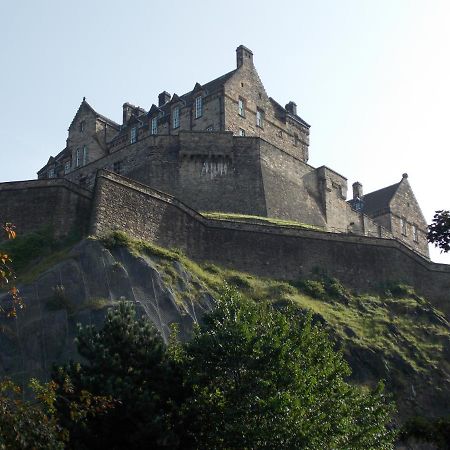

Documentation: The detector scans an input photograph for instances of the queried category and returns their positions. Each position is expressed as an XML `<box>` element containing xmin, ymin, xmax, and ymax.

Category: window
<box><xmin>82</xmin><ymin>145</ymin><xmax>88</xmax><ymax>165</ymax></box>
<box><xmin>64</xmin><ymin>161</ymin><xmax>71</xmax><ymax>174</ymax></box>
<box><xmin>239</xmin><ymin>128</ymin><xmax>246</xmax><ymax>136</ymax></box>
<box><xmin>79</xmin><ymin>121</ymin><xmax>85</xmax><ymax>133</ymax></box>
<box><xmin>238</xmin><ymin>97</ymin><xmax>245</xmax><ymax>117</ymax></box>
<box><xmin>173</xmin><ymin>107</ymin><xmax>180</xmax><ymax>129</ymax></box>
<box><xmin>113</xmin><ymin>161</ymin><xmax>122</xmax><ymax>174</ymax></box>
<box><xmin>401</xmin><ymin>217</ymin><xmax>407</xmax><ymax>236</ymax></box>
<box><xmin>151</xmin><ymin>117</ymin><xmax>158</xmax><ymax>135</ymax></box>
<box><xmin>413</xmin><ymin>224</ymin><xmax>418</xmax><ymax>242</ymax></box>
<box><xmin>130</xmin><ymin>126</ymin><xmax>137</xmax><ymax>143</ymax></box>
<box><xmin>294</xmin><ymin>133</ymin><xmax>299</xmax><ymax>147</ymax></box>
<box><xmin>206</xmin><ymin>125</ymin><xmax>214</xmax><ymax>132</ymax></box>
<box><xmin>195</xmin><ymin>96</ymin><xmax>203</xmax><ymax>119</ymax></box>
<box><xmin>48</xmin><ymin>168</ymin><xmax>55</xmax><ymax>179</ymax></box>
<box><xmin>256</xmin><ymin>108</ymin><xmax>264</xmax><ymax>128</ymax></box>
<box><xmin>76</xmin><ymin>148</ymin><xmax>81</xmax><ymax>167</ymax></box>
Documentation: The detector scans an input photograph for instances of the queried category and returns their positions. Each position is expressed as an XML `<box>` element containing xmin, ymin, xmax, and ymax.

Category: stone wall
<box><xmin>0</xmin><ymin>179</ymin><xmax>92</xmax><ymax>239</ymax></box>
<box><xmin>90</xmin><ymin>171</ymin><xmax>450</xmax><ymax>318</ymax></box>
<box><xmin>223</xmin><ymin>49</ymin><xmax>310</xmax><ymax>162</ymax></box>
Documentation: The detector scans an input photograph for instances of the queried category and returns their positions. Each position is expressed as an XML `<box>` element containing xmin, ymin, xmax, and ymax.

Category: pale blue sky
<box><xmin>1</xmin><ymin>0</ymin><xmax>449</xmax><ymax>263</ymax></box>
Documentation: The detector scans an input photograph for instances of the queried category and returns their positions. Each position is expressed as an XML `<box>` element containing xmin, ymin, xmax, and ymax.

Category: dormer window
<box><xmin>64</xmin><ymin>160</ymin><xmax>71</xmax><ymax>174</ymax></box>
<box><xmin>48</xmin><ymin>168</ymin><xmax>55</xmax><ymax>179</ymax></box>
<box><xmin>195</xmin><ymin>96</ymin><xmax>203</xmax><ymax>119</ymax></box>
<box><xmin>151</xmin><ymin>117</ymin><xmax>158</xmax><ymax>135</ymax></box>
<box><xmin>173</xmin><ymin>107</ymin><xmax>180</xmax><ymax>129</ymax></box>
<box><xmin>130</xmin><ymin>126</ymin><xmax>137</xmax><ymax>144</ymax></box>
<box><xmin>82</xmin><ymin>145</ymin><xmax>88</xmax><ymax>165</ymax></box>
<box><xmin>401</xmin><ymin>217</ymin><xmax>407</xmax><ymax>236</ymax></box>
<box><xmin>76</xmin><ymin>148</ymin><xmax>81</xmax><ymax>167</ymax></box>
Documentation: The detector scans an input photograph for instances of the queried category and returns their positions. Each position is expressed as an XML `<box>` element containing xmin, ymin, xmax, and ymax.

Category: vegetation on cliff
<box><xmin>1</xmin><ymin>231</ymin><xmax>449</xmax><ymax>447</ymax></box>
<box><xmin>1</xmin><ymin>292</ymin><xmax>396</xmax><ymax>449</ymax></box>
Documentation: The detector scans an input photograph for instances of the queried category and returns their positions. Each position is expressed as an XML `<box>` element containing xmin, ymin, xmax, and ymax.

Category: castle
<box><xmin>36</xmin><ymin>45</ymin><xmax>429</xmax><ymax>258</ymax></box>
<box><xmin>2</xmin><ymin>45</ymin><xmax>449</xmax><ymax>314</ymax></box>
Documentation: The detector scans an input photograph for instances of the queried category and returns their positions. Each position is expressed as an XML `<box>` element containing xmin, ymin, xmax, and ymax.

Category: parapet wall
<box><xmin>91</xmin><ymin>171</ymin><xmax>450</xmax><ymax>318</ymax></box>
<box><xmin>0</xmin><ymin>179</ymin><xmax>92</xmax><ymax>239</ymax></box>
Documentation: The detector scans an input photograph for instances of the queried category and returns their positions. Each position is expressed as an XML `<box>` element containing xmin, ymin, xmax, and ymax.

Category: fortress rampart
<box><xmin>91</xmin><ymin>171</ymin><xmax>450</xmax><ymax>317</ymax></box>
<box><xmin>0</xmin><ymin>178</ymin><xmax>92</xmax><ymax>239</ymax></box>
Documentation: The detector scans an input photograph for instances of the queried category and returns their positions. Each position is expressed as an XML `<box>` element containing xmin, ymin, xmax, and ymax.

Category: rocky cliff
<box><xmin>0</xmin><ymin>233</ymin><xmax>449</xmax><ymax>426</ymax></box>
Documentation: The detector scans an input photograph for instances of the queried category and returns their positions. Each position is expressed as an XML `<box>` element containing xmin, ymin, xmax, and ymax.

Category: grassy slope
<box><xmin>201</xmin><ymin>211</ymin><xmax>325</xmax><ymax>231</ymax></box>
<box><xmin>7</xmin><ymin>230</ymin><xmax>450</xmax><ymax>422</ymax></box>
<box><xmin>103</xmin><ymin>232</ymin><xmax>449</xmax><ymax>385</ymax></box>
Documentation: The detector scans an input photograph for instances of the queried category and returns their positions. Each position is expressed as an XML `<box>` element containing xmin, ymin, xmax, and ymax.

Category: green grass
<box><xmin>106</xmin><ymin>231</ymin><xmax>450</xmax><ymax>377</ymax></box>
<box><xmin>201</xmin><ymin>211</ymin><xmax>325</xmax><ymax>231</ymax></box>
<box><xmin>1</xmin><ymin>227</ymin><xmax>81</xmax><ymax>284</ymax></box>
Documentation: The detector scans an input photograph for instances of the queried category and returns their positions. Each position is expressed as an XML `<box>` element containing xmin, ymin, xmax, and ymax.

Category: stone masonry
<box><xmin>21</xmin><ymin>45</ymin><xmax>429</xmax><ymax>259</ymax></box>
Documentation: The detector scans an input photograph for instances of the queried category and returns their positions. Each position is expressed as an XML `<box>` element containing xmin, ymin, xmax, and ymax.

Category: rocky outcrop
<box><xmin>0</xmin><ymin>239</ymin><xmax>212</xmax><ymax>382</ymax></box>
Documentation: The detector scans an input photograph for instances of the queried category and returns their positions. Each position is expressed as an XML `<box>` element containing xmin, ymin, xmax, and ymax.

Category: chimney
<box><xmin>236</xmin><ymin>45</ymin><xmax>253</xmax><ymax>68</ymax></box>
<box><xmin>158</xmin><ymin>91</ymin><xmax>171</xmax><ymax>107</ymax></box>
<box><xmin>285</xmin><ymin>101</ymin><xmax>297</xmax><ymax>116</ymax></box>
<box><xmin>352</xmin><ymin>182</ymin><xmax>363</xmax><ymax>199</ymax></box>
<box><xmin>122</xmin><ymin>103</ymin><xmax>133</xmax><ymax>125</ymax></box>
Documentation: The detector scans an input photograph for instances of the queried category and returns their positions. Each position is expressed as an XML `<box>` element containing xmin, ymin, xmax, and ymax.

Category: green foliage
<box><xmin>384</xmin><ymin>282</ymin><xmax>416</xmax><ymax>299</ymax></box>
<box><xmin>400</xmin><ymin>415</ymin><xmax>450</xmax><ymax>449</ymax></box>
<box><xmin>298</xmin><ymin>279</ymin><xmax>328</xmax><ymax>299</ymax></box>
<box><xmin>48</xmin><ymin>289</ymin><xmax>396</xmax><ymax>449</ymax></box>
<box><xmin>428</xmin><ymin>209</ymin><xmax>450</xmax><ymax>253</ymax></box>
<box><xmin>296</xmin><ymin>277</ymin><xmax>352</xmax><ymax>303</ymax></box>
<box><xmin>0</xmin><ymin>378</ymin><xmax>67</xmax><ymax>449</ymax></box>
<box><xmin>181</xmin><ymin>285</ymin><xmax>396</xmax><ymax>449</ymax></box>
<box><xmin>53</xmin><ymin>301</ymin><xmax>183</xmax><ymax>449</ymax></box>
<box><xmin>201</xmin><ymin>211</ymin><xmax>324</xmax><ymax>230</ymax></box>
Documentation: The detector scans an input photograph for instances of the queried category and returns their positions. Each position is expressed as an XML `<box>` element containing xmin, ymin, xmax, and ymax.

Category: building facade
<box><xmin>36</xmin><ymin>45</ymin><xmax>429</xmax><ymax>258</ymax></box>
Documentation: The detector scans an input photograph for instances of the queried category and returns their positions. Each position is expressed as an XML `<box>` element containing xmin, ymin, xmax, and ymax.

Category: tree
<box><xmin>52</xmin><ymin>291</ymin><xmax>396</xmax><ymax>449</ymax></box>
<box><xmin>180</xmin><ymin>286</ymin><xmax>396</xmax><ymax>449</ymax></box>
<box><xmin>0</xmin><ymin>378</ymin><xmax>66</xmax><ymax>449</ymax></box>
<box><xmin>428</xmin><ymin>210</ymin><xmax>450</xmax><ymax>253</ymax></box>
<box><xmin>0</xmin><ymin>222</ymin><xmax>22</xmax><ymax>317</ymax></box>
<box><xmin>53</xmin><ymin>301</ymin><xmax>183</xmax><ymax>449</ymax></box>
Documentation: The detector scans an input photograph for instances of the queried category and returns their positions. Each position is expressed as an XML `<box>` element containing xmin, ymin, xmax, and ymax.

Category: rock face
<box><xmin>0</xmin><ymin>239</ymin><xmax>212</xmax><ymax>383</ymax></box>
<box><xmin>0</xmin><ymin>237</ymin><xmax>449</xmax><ymax>434</ymax></box>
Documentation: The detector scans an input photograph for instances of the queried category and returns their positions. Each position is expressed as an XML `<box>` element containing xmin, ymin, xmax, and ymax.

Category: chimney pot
<box><xmin>236</xmin><ymin>45</ymin><xmax>253</xmax><ymax>68</ymax></box>
<box><xmin>286</xmin><ymin>101</ymin><xmax>297</xmax><ymax>116</ymax></box>
<box><xmin>352</xmin><ymin>182</ymin><xmax>363</xmax><ymax>199</ymax></box>
<box><xmin>158</xmin><ymin>91</ymin><xmax>171</xmax><ymax>107</ymax></box>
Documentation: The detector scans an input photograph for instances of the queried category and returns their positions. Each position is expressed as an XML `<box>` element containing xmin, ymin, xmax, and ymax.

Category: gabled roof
<box><xmin>348</xmin><ymin>181</ymin><xmax>401</xmax><ymax>216</ymax></box>
<box><xmin>179</xmin><ymin>69</ymin><xmax>237</xmax><ymax>105</ymax></box>
<box><xmin>69</xmin><ymin>98</ymin><xmax>121</xmax><ymax>131</ymax></box>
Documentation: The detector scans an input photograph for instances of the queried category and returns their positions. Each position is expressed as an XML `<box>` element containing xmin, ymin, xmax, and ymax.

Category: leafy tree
<box><xmin>52</xmin><ymin>291</ymin><xmax>396</xmax><ymax>449</ymax></box>
<box><xmin>0</xmin><ymin>378</ymin><xmax>66</xmax><ymax>449</ymax></box>
<box><xmin>0</xmin><ymin>222</ymin><xmax>22</xmax><ymax>317</ymax></box>
<box><xmin>428</xmin><ymin>210</ymin><xmax>450</xmax><ymax>253</ymax></box>
<box><xmin>53</xmin><ymin>301</ymin><xmax>183</xmax><ymax>449</ymax></box>
<box><xmin>180</xmin><ymin>286</ymin><xmax>396</xmax><ymax>449</ymax></box>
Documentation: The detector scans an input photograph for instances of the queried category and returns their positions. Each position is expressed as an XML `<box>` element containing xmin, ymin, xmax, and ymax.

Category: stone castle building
<box><xmin>35</xmin><ymin>45</ymin><xmax>428</xmax><ymax>258</ymax></box>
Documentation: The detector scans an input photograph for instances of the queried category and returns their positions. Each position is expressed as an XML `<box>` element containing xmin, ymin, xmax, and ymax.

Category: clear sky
<box><xmin>1</xmin><ymin>0</ymin><xmax>449</xmax><ymax>263</ymax></box>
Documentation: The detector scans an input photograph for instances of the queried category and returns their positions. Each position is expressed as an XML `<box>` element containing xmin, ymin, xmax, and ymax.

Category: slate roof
<box><xmin>178</xmin><ymin>69</ymin><xmax>237</xmax><ymax>106</ymax></box>
<box><xmin>348</xmin><ymin>181</ymin><xmax>401</xmax><ymax>216</ymax></box>
<box><xmin>69</xmin><ymin>99</ymin><xmax>121</xmax><ymax>131</ymax></box>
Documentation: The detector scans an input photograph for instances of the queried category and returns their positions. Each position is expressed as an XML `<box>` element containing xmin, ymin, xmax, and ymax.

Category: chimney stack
<box><xmin>285</xmin><ymin>101</ymin><xmax>297</xmax><ymax>116</ymax></box>
<box><xmin>352</xmin><ymin>182</ymin><xmax>363</xmax><ymax>199</ymax></box>
<box><xmin>158</xmin><ymin>91</ymin><xmax>171</xmax><ymax>107</ymax></box>
<box><xmin>122</xmin><ymin>103</ymin><xmax>133</xmax><ymax>125</ymax></box>
<box><xmin>236</xmin><ymin>45</ymin><xmax>253</xmax><ymax>68</ymax></box>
